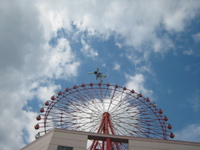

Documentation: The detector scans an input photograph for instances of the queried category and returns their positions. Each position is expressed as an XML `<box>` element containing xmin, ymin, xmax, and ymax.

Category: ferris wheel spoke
<box><xmin>92</xmin><ymin>88</ymin><xmax>107</xmax><ymax>111</ymax></box>
<box><xmin>71</xmin><ymin>90</ymin><xmax>104</xmax><ymax>113</ymax></box>
<box><xmin>100</xmin><ymin>88</ymin><xmax>111</xmax><ymax>112</ymax></box>
<box><xmin>78</xmin><ymin>120</ymin><xmax>100</xmax><ymax>132</ymax></box>
<box><xmin>106</xmin><ymin>88</ymin><xmax>119</xmax><ymax>112</ymax></box>
<box><xmin>112</xmin><ymin>121</ymin><xmax>137</xmax><ymax>137</ymax></box>
<box><xmin>67</xmin><ymin>89</ymin><xmax>92</xmax><ymax>103</ymax></box>
<box><xmin>109</xmin><ymin>92</ymin><xmax>134</xmax><ymax>113</ymax></box>
<box><xmin>111</xmin><ymin>118</ymin><xmax>137</xmax><ymax>129</ymax></box>
<box><xmin>67</xmin><ymin>95</ymin><xmax>103</xmax><ymax>115</ymax></box>
<box><xmin>80</xmin><ymin>86</ymin><xmax>97</xmax><ymax>101</ymax></box>
<box><xmin>111</xmin><ymin>117</ymin><xmax>160</xmax><ymax>138</ymax></box>
<box><xmin>99</xmin><ymin>85</ymin><xmax>106</xmax><ymax>111</ymax></box>
<box><xmin>110</xmin><ymin>105</ymin><xmax>137</xmax><ymax>117</ymax></box>
<box><xmin>67</xmin><ymin>93</ymin><xmax>90</xmax><ymax>107</ymax></box>
<box><xmin>111</xmin><ymin>107</ymin><xmax>139</xmax><ymax>118</ymax></box>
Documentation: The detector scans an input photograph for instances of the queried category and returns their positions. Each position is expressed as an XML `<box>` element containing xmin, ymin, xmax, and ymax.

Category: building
<box><xmin>21</xmin><ymin>128</ymin><xmax>200</xmax><ymax>150</ymax></box>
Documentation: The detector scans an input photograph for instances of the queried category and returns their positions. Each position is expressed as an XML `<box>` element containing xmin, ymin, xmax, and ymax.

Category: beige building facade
<box><xmin>21</xmin><ymin>128</ymin><xmax>200</xmax><ymax>150</ymax></box>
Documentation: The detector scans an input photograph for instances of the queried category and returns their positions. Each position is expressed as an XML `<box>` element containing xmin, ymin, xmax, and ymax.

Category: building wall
<box><xmin>21</xmin><ymin>129</ymin><xmax>200</xmax><ymax>150</ymax></box>
<box><xmin>21</xmin><ymin>132</ymin><xmax>53</xmax><ymax>150</ymax></box>
<box><xmin>21</xmin><ymin>129</ymin><xmax>87</xmax><ymax>150</ymax></box>
<box><xmin>129</xmin><ymin>138</ymin><xmax>200</xmax><ymax>150</ymax></box>
<box><xmin>48</xmin><ymin>130</ymin><xmax>87</xmax><ymax>150</ymax></box>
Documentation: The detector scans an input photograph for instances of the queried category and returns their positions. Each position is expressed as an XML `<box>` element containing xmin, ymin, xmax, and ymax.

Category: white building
<box><xmin>21</xmin><ymin>128</ymin><xmax>200</xmax><ymax>150</ymax></box>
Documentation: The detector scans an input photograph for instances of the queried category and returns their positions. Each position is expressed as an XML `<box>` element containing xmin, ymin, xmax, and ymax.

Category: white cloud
<box><xmin>113</xmin><ymin>62</ymin><xmax>120</xmax><ymax>71</ymax></box>
<box><xmin>44</xmin><ymin>38</ymin><xmax>80</xmax><ymax>79</ymax></box>
<box><xmin>0</xmin><ymin>1</ymin><xmax>43</xmax><ymax>72</ymax></box>
<box><xmin>184</xmin><ymin>65</ymin><xmax>191</xmax><ymax>71</ymax></box>
<box><xmin>0</xmin><ymin>69</ymin><xmax>38</xmax><ymax>149</ymax></box>
<box><xmin>36</xmin><ymin>0</ymin><xmax>200</xmax><ymax>54</ymax></box>
<box><xmin>183</xmin><ymin>49</ymin><xmax>194</xmax><ymax>55</ymax></box>
<box><xmin>115</xmin><ymin>42</ymin><xmax>122</xmax><ymax>48</ymax></box>
<box><xmin>36</xmin><ymin>84</ymin><xmax>61</xmax><ymax>102</ymax></box>
<box><xmin>136</xmin><ymin>65</ymin><xmax>155</xmax><ymax>75</ymax></box>
<box><xmin>152</xmin><ymin>35</ymin><xmax>174</xmax><ymax>53</ymax></box>
<box><xmin>175</xmin><ymin>124</ymin><xmax>200</xmax><ymax>142</ymax></box>
<box><xmin>0</xmin><ymin>61</ymin><xmax>77</xmax><ymax>150</ymax></box>
<box><xmin>192</xmin><ymin>32</ymin><xmax>200</xmax><ymax>43</ymax></box>
<box><xmin>162</xmin><ymin>1</ymin><xmax>199</xmax><ymax>32</ymax></box>
<box><xmin>126</xmin><ymin>52</ymin><xmax>146</xmax><ymax>66</ymax></box>
<box><xmin>126</xmin><ymin>51</ymin><xmax>155</xmax><ymax>76</ymax></box>
<box><xmin>81</xmin><ymin>38</ymin><xmax>98</xmax><ymax>58</ymax></box>
<box><xmin>167</xmin><ymin>88</ymin><xmax>172</xmax><ymax>95</ymax></box>
<box><xmin>125</xmin><ymin>74</ymin><xmax>153</xmax><ymax>98</ymax></box>
<box><xmin>188</xmin><ymin>90</ymin><xmax>200</xmax><ymax>112</ymax></box>
<box><xmin>0</xmin><ymin>1</ymin><xmax>80</xmax><ymax>150</ymax></box>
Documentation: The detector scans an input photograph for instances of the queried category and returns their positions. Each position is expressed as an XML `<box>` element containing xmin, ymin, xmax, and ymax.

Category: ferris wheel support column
<box><xmin>104</xmin><ymin>112</ymin><xmax>111</xmax><ymax>150</ymax></box>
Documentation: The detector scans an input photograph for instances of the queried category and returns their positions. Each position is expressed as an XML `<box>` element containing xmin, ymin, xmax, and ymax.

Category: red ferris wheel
<box><xmin>35</xmin><ymin>83</ymin><xmax>174</xmax><ymax>150</ymax></box>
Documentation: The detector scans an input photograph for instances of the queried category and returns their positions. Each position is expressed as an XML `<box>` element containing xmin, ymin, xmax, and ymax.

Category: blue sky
<box><xmin>0</xmin><ymin>1</ymin><xmax>200</xmax><ymax>150</ymax></box>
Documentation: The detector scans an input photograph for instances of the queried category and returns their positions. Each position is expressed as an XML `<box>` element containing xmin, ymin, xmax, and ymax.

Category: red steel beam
<box><xmin>90</xmin><ymin>112</ymin><xmax>118</xmax><ymax>150</ymax></box>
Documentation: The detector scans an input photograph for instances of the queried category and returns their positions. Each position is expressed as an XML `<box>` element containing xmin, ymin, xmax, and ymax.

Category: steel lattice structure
<box><xmin>35</xmin><ymin>83</ymin><xmax>174</xmax><ymax>150</ymax></box>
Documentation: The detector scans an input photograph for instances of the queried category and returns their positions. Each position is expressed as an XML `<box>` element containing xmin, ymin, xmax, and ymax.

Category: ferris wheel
<box><xmin>35</xmin><ymin>83</ymin><xmax>174</xmax><ymax>150</ymax></box>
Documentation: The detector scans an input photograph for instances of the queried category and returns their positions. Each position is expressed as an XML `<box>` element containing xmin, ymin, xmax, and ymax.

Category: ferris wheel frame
<box><xmin>35</xmin><ymin>83</ymin><xmax>174</xmax><ymax>149</ymax></box>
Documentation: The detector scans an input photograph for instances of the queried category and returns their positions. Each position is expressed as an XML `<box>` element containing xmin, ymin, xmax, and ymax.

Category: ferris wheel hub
<box><xmin>103</xmin><ymin>112</ymin><xmax>110</xmax><ymax>118</ymax></box>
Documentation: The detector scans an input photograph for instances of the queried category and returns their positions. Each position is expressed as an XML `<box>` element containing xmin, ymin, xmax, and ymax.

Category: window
<box><xmin>57</xmin><ymin>145</ymin><xmax>73</xmax><ymax>150</ymax></box>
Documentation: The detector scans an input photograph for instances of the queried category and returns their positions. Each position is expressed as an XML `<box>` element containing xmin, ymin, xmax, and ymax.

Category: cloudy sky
<box><xmin>0</xmin><ymin>0</ymin><xmax>200</xmax><ymax>149</ymax></box>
